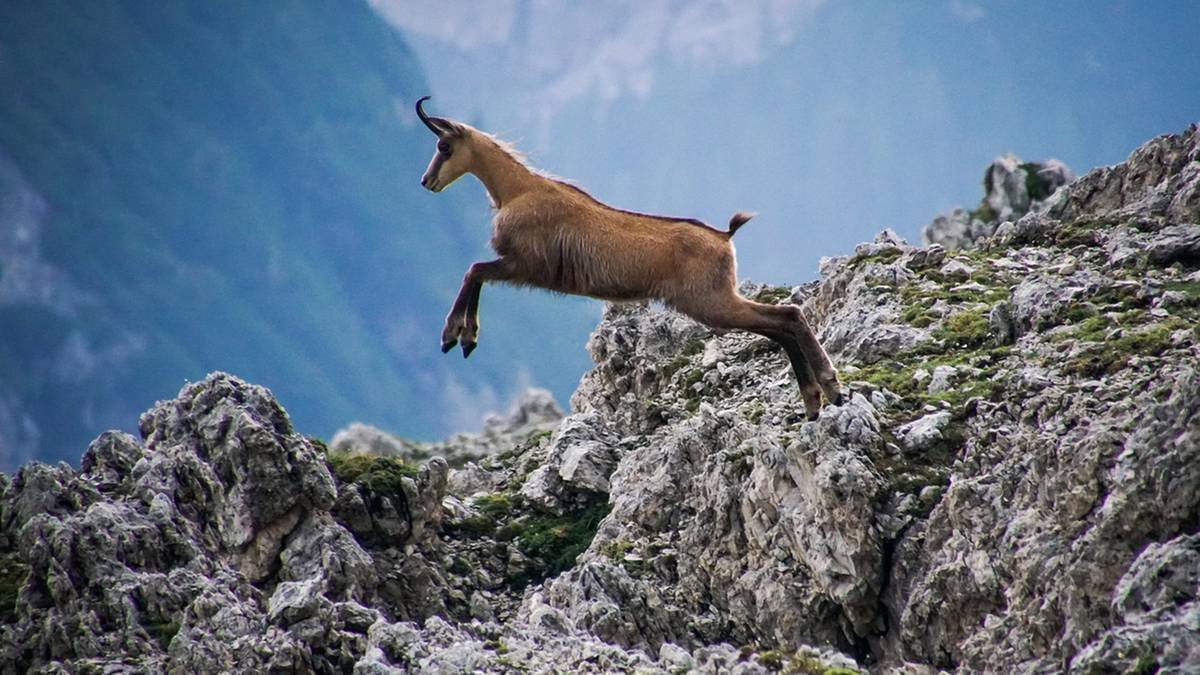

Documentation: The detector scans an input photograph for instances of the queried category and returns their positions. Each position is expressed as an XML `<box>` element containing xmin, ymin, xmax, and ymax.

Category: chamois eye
<box><xmin>437</xmin><ymin>141</ymin><xmax>451</xmax><ymax>154</ymax></box>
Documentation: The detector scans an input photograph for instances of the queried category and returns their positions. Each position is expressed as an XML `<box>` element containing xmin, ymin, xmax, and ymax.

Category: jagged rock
<box><xmin>924</xmin><ymin>155</ymin><xmax>1074</xmax><ymax>250</ymax></box>
<box><xmin>430</xmin><ymin>388</ymin><xmax>563</xmax><ymax>465</ymax></box>
<box><xmin>896</xmin><ymin>412</ymin><xmax>953</xmax><ymax>452</ymax></box>
<box><xmin>4</xmin><ymin>126</ymin><xmax>1200</xmax><ymax>674</ymax></box>
<box><xmin>333</xmin><ymin>389</ymin><xmax>563</xmax><ymax>470</ymax></box>
<box><xmin>987</xmin><ymin>301</ymin><xmax>1016</xmax><ymax>345</ymax></box>
<box><xmin>518</xmin><ymin>411</ymin><xmax>618</xmax><ymax>511</ymax></box>
<box><xmin>1045</xmin><ymin>124</ymin><xmax>1199</xmax><ymax>223</ymax></box>
<box><xmin>981</xmin><ymin>155</ymin><xmax>1074</xmax><ymax>222</ymax></box>
<box><xmin>921</xmin><ymin>208</ymin><xmax>997</xmax><ymax>251</ymax></box>
<box><xmin>331</xmin><ymin>422</ymin><xmax>423</xmax><ymax>458</ymax></box>
<box><xmin>1008</xmin><ymin>270</ymin><xmax>1103</xmax><ymax>336</ymax></box>
<box><xmin>927</xmin><ymin>366</ymin><xmax>958</xmax><ymax>394</ymax></box>
<box><xmin>903</xmin><ymin>243</ymin><xmax>946</xmax><ymax>271</ymax></box>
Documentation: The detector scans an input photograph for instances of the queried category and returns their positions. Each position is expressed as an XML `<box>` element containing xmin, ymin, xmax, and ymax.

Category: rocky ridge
<box><xmin>1</xmin><ymin>125</ymin><xmax>1198</xmax><ymax>673</ymax></box>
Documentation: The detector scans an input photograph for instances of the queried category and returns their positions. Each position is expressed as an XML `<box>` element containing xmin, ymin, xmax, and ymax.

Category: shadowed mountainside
<box><xmin>0</xmin><ymin>0</ymin><xmax>595</xmax><ymax>471</ymax></box>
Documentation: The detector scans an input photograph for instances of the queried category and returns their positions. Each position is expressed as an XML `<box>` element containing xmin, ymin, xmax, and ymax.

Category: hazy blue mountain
<box><xmin>0</xmin><ymin>1</ymin><xmax>596</xmax><ymax>471</ymax></box>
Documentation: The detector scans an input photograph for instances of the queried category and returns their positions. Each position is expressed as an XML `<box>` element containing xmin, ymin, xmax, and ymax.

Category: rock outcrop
<box><xmin>1</xmin><ymin>124</ymin><xmax>1198</xmax><ymax>673</ymax></box>
<box><xmin>923</xmin><ymin>154</ymin><xmax>1075</xmax><ymax>250</ymax></box>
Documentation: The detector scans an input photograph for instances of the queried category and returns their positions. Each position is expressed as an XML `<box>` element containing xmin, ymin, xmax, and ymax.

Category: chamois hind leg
<box><xmin>442</xmin><ymin>259</ymin><xmax>512</xmax><ymax>358</ymax></box>
<box><xmin>752</xmin><ymin>303</ymin><xmax>844</xmax><ymax>406</ymax></box>
<box><xmin>680</xmin><ymin>293</ymin><xmax>827</xmax><ymax>420</ymax></box>
<box><xmin>755</xmin><ymin>327</ymin><xmax>825</xmax><ymax>420</ymax></box>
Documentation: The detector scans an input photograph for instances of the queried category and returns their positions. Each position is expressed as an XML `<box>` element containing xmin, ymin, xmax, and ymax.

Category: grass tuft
<box><xmin>325</xmin><ymin>451</ymin><xmax>418</xmax><ymax>499</ymax></box>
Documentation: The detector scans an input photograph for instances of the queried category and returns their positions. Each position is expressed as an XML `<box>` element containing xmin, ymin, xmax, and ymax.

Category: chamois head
<box><xmin>416</xmin><ymin>96</ymin><xmax>471</xmax><ymax>193</ymax></box>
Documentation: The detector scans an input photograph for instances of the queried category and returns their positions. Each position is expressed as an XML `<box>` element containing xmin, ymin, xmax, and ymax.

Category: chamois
<box><xmin>415</xmin><ymin>96</ymin><xmax>843</xmax><ymax>419</ymax></box>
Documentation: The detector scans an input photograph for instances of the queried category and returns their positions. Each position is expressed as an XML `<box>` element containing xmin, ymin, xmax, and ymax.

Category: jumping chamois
<box><xmin>415</xmin><ymin>96</ymin><xmax>843</xmax><ymax>419</ymax></box>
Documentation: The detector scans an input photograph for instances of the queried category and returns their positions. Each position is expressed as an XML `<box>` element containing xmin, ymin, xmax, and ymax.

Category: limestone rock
<box><xmin>923</xmin><ymin>154</ymin><xmax>1075</xmax><ymax>250</ymax></box>
<box><xmin>4</xmin><ymin>125</ymin><xmax>1200</xmax><ymax>674</ymax></box>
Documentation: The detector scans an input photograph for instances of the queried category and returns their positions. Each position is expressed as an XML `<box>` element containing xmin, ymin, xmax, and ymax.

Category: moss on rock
<box><xmin>325</xmin><ymin>451</ymin><xmax>419</xmax><ymax>499</ymax></box>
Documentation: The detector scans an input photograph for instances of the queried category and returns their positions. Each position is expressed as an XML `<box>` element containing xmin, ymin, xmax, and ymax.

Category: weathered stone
<box><xmin>896</xmin><ymin>412</ymin><xmax>953</xmax><ymax>452</ymax></box>
<box><xmin>4</xmin><ymin>126</ymin><xmax>1200</xmax><ymax>674</ymax></box>
<box><xmin>923</xmin><ymin>155</ymin><xmax>1074</xmax><ymax>250</ymax></box>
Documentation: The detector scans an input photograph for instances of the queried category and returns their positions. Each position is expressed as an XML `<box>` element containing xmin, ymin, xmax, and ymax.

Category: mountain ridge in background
<box><xmin>0</xmin><ymin>0</ymin><xmax>596</xmax><ymax>471</ymax></box>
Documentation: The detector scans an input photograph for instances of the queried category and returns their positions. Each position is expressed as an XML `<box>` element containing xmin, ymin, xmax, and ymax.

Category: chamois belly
<box><xmin>537</xmin><ymin>228</ymin><xmax>660</xmax><ymax>300</ymax></box>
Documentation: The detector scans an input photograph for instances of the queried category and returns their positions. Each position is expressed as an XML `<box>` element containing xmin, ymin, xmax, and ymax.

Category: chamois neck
<box><xmin>469</xmin><ymin>137</ymin><xmax>538</xmax><ymax>208</ymax></box>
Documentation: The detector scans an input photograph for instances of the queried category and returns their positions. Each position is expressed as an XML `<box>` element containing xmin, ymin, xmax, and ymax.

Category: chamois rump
<box><xmin>415</xmin><ymin>96</ymin><xmax>843</xmax><ymax>419</ymax></box>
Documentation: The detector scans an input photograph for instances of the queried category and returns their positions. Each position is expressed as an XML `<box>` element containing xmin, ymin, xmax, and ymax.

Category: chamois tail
<box><xmin>727</xmin><ymin>211</ymin><xmax>756</xmax><ymax>237</ymax></box>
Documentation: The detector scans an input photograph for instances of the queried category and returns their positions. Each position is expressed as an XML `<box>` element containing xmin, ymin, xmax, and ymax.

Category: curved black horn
<box><xmin>415</xmin><ymin>96</ymin><xmax>442</xmax><ymax>135</ymax></box>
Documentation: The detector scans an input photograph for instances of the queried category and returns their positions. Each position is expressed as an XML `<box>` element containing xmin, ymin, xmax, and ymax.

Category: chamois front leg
<box><xmin>441</xmin><ymin>259</ymin><xmax>512</xmax><ymax>358</ymax></box>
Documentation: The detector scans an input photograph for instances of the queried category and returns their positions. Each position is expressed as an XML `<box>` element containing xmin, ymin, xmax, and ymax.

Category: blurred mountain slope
<box><xmin>0</xmin><ymin>0</ymin><xmax>594</xmax><ymax>470</ymax></box>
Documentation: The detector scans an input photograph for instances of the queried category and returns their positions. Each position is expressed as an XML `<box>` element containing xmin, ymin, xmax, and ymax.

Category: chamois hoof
<box><xmin>462</xmin><ymin>341</ymin><xmax>477</xmax><ymax>358</ymax></box>
<box><xmin>806</xmin><ymin>410</ymin><xmax>820</xmax><ymax>422</ymax></box>
<box><xmin>831</xmin><ymin>391</ymin><xmax>846</xmax><ymax>406</ymax></box>
<box><xmin>441</xmin><ymin>339</ymin><xmax>457</xmax><ymax>354</ymax></box>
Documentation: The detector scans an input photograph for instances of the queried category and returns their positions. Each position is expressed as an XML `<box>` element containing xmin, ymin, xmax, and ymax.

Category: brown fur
<box><xmin>419</xmin><ymin>107</ymin><xmax>843</xmax><ymax>418</ymax></box>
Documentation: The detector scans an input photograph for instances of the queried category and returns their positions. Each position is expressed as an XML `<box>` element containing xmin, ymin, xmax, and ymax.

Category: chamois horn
<box><xmin>415</xmin><ymin>96</ymin><xmax>442</xmax><ymax>136</ymax></box>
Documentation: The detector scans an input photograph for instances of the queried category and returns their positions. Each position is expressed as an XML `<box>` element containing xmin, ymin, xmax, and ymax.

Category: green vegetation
<box><xmin>662</xmin><ymin>338</ymin><xmax>707</xmax><ymax>380</ymax></box>
<box><xmin>1042</xmin><ymin>277</ymin><xmax>1193</xmax><ymax>378</ymax></box>
<box><xmin>850</xmin><ymin>333</ymin><xmax>1010</xmax><ymax>499</ymax></box>
<box><xmin>1090</xmin><ymin>284</ymin><xmax>1144</xmax><ymax>311</ymax></box>
<box><xmin>1019</xmin><ymin>162</ymin><xmax>1055</xmax><ymax>201</ymax></box>
<box><xmin>482</xmin><ymin>639</ymin><xmax>509</xmax><ymax>655</ymax></box>
<box><xmin>449</xmin><ymin>493</ymin><xmax>518</xmax><ymax>537</ymax></box>
<box><xmin>1128</xmin><ymin>652</ymin><xmax>1159</xmax><ymax>675</ymax></box>
<box><xmin>447</xmin><ymin>556</ymin><xmax>471</xmax><ymax>576</ymax></box>
<box><xmin>852</xmin><ymin>344</ymin><xmax>1010</xmax><ymax>418</ymax></box>
<box><xmin>495</xmin><ymin>428</ymin><xmax>555</xmax><ymax>464</ymax></box>
<box><xmin>599</xmin><ymin>539</ymin><xmax>632</xmax><ymax>562</ymax></box>
<box><xmin>968</xmin><ymin>201</ymin><xmax>997</xmax><ymax>224</ymax></box>
<box><xmin>676</xmin><ymin>362</ymin><xmax>713</xmax><ymax>414</ymax></box>
<box><xmin>0</xmin><ymin>554</ymin><xmax>28</xmax><ymax>625</ymax></box>
<box><xmin>852</xmin><ymin>248</ymin><xmax>903</xmax><ymax>267</ymax></box>
<box><xmin>935</xmin><ymin>310</ymin><xmax>990</xmax><ymax>349</ymax></box>
<box><xmin>474</xmin><ymin>493</ymin><xmax>514</xmax><ymax>519</ymax></box>
<box><xmin>1054</xmin><ymin>216</ymin><xmax>1122</xmax><ymax>247</ymax></box>
<box><xmin>1163</xmin><ymin>278</ymin><xmax>1200</xmax><ymax>303</ymax></box>
<box><xmin>744</xmin><ymin>401</ymin><xmax>766</xmax><ymax>424</ymax></box>
<box><xmin>325</xmin><ymin>451</ymin><xmax>418</xmax><ymax>499</ymax></box>
<box><xmin>755</xmin><ymin>286</ymin><xmax>796</xmax><ymax>304</ymax></box>
<box><xmin>1064</xmin><ymin>319</ymin><xmax>1184</xmax><ymax>377</ymax></box>
<box><xmin>901</xmin><ymin>302</ymin><xmax>937</xmax><ymax>328</ymax></box>
<box><xmin>145</xmin><ymin>617</ymin><xmax>181</xmax><ymax>650</ymax></box>
<box><xmin>446</xmin><ymin>490</ymin><xmax>610</xmax><ymax>588</ymax></box>
<box><xmin>745</xmin><ymin>647</ymin><xmax>862</xmax><ymax>674</ymax></box>
<box><xmin>757</xmin><ymin>651</ymin><xmax>785</xmax><ymax>671</ymax></box>
<box><xmin>510</xmin><ymin>500</ymin><xmax>610</xmax><ymax>584</ymax></box>
<box><xmin>896</xmin><ymin>261</ymin><xmax>1009</xmax><ymax>329</ymax></box>
<box><xmin>723</xmin><ymin>446</ymin><xmax>754</xmax><ymax>464</ymax></box>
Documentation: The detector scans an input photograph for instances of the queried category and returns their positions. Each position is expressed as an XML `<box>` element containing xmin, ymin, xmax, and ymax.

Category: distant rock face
<box><xmin>1</xmin><ymin>125</ymin><xmax>1198</xmax><ymax>673</ymax></box>
<box><xmin>923</xmin><ymin>154</ymin><xmax>1075</xmax><ymax>250</ymax></box>
<box><xmin>332</xmin><ymin>389</ymin><xmax>564</xmax><ymax>469</ymax></box>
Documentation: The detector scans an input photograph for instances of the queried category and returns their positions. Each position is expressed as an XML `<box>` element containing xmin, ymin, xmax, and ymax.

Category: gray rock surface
<box><xmin>2</xmin><ymin>125</ymin><xmax>1198</xmax><ymax>673</ymax></box>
